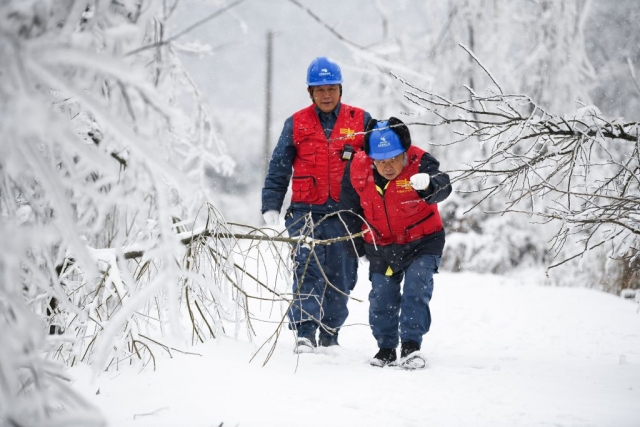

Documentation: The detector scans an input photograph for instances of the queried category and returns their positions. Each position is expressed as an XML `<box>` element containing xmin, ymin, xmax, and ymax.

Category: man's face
<box><xmin>373</xmin><ymin>153</ymin><xmax>405</xmax><ymax>181</ymax></box>
<box><xmin>309</xmin><ymin>85</ymin><xmax>341</xmax><ymax>113</ymax></box>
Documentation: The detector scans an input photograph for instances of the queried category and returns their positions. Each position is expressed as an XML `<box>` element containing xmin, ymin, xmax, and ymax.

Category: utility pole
<box><xmin>264</xmin><ymin>30</ymin><xmax>273</xmax><ymax>176</ymax></box>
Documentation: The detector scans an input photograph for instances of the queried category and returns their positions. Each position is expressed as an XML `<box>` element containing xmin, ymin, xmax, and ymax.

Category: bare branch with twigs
<box><xmin>393</xmin><ymin>46</ymin><xmax>640</xmax><ymax>278</ymax></box>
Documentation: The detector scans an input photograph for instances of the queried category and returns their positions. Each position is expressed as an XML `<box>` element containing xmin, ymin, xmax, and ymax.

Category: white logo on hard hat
<box><xmin>319</xmin><ymin>67</ymin><xmax>330</xmax><ymax>76</ymax></box>
<box><xmin>378</xmin><ymin>136</ymin><xmax>391</xmax><ymax>147</ymax></box>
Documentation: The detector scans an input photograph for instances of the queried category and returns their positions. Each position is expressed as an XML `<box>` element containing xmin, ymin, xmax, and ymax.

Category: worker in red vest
<box><xmin>339</xmin><ymin>117</ymin><xmax>451</xmax><ymax>369</ymax></box>
<box><xmin>262</xmin><ymin>57</ymin><xmax>371</xmax><ymax>353</ymax></box>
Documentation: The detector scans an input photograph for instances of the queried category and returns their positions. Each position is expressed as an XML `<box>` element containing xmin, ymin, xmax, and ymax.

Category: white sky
<box><xmin>174</xmin><ymin>0</ymin><xmax>419</xmax><ymax>125</ymax></box>
<box><xmin>71</xmin><ymin>268</ymin><xmax>640</xmax><ymax>427</ymax></box>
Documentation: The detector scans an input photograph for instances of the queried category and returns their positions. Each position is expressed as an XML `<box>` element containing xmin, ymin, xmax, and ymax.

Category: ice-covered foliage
<box><xmin>439</xmin><ymin>191</ymin><xmax>553</xmax><ymax>274</ymax></box>
<box><xmin>0</xmin><ymin>0</ymin><xmax>244</xmax><ymax>425</ymax></box>
<box><xmin>318</xmin><ymin>1</ymin><xmax>606</xmax><ymax>282</ymax></box>
<box><xmin>400</xmin><ymin>69</ymin><xmax>640</xmax><ymax>293</ymax></box>
<box><xmin>325</xmin><ymin>0</ymin><xmax>637</xmax><ymax>292</ymax></box>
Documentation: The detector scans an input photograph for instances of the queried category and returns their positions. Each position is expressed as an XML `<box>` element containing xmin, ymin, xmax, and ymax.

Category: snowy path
<box><xmin>72</xmin><ymin>271</ymin><xmax>640</xmax><ymax>427</ymax></box>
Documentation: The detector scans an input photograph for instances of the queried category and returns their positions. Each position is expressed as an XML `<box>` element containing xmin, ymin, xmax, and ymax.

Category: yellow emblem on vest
<box><xmin>396</xmin><ymin>179</ymin><xmax>413</xmax><ymax>193</ymax></box>
<box><xmin>340</xmin><ymin>127</ymin><xmax>355</xmax><ymax>140</ymax></box>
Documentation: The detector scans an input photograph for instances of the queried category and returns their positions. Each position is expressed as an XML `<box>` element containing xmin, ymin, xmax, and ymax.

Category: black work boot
<box><xmin>399</xmin><ymin>341</ymin><xmax>426</xmax><ymax>369</ymax></box>
<box><xmin>318</xmin><ymin>334</ymin><xmax>339</xmax><ymax>347</ymax></box>
<box><xmin>294</xmin><ymin>334</ymin><xmax>317</xmax><ymax>354</ymax></box>
<box><xmin>369</xmin><ymin>348</ymin><xmax>397</xmax><ymax>367</ymax></box>
<box><xmin>400</xmin><ymin>341</ymin><xmax>421</xmax><ymax>359</ymax></box>
<box><xmin>294</xmin><ymin>323</ymin><xmax>317</xmax><ymax>354</ymax></box>
<box><xmin>318</xmin><ymin>330</ymin><xmax>339</xmax><ymax>347</ymax></box>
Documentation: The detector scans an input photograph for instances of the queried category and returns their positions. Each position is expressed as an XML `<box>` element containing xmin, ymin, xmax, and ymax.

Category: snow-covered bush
<box><xmin>440</xmin><ymin>191</ymin><xmax>552</xmax><ymax>274</ymax></box>
<box><xmin>0</xmin><ymin>0</ymin><xmax>249</xmax><ymax>425</ymax></box>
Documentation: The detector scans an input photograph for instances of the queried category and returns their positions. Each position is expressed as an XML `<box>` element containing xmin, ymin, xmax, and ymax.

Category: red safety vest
<box><xmin>350</xmin><ymin>146</ymin><xmax>443</xmax><ymax>246</ymax></box>
<box><xmin>291</xmin><ymin>104</ymin><xmax>365</xmax><ymax>204</ymax></box>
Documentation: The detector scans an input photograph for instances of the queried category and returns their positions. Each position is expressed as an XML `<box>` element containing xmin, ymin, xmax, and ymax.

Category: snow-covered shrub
<box><xmin>440</xmin><ymin>190</ymin><xmax>552</xmax><ymax>274</ymax></box>
<box><xmin>0</xmin><ymin>0</ymin><xmax>246</xmax><ymax>425</ymax></box>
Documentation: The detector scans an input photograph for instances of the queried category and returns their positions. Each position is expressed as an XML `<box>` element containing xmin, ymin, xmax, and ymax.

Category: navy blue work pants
<box><xmin>369</xmin><ymin>254</ymin><xmax>440</xmax><ymax>348</ymax></box>
<box><xmin>285</xmin><ymin>210</ymin><xmax>358</xmax><ymax>338</ymax></box>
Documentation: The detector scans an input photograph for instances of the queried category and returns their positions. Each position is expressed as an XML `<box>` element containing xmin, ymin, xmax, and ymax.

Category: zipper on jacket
<box><xmin>405</xmin><ymin>211</ymin><xmax>435</xmax><ymax>232</ymax></box>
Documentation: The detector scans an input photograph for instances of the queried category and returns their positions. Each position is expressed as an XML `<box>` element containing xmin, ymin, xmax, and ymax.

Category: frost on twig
<box><xmin>394</xmin><ymin>48</ymin><xmax>639</xmax><ymax>287</ymax></box>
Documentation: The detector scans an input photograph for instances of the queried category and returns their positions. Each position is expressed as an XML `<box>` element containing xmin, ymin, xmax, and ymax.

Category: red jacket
<box><xmin>291</xmin><ymin>104</ymin><xmax>365</xmax><ymax>204</ymax></box>
<box><xmin>349</xmin><ymin>146</ymin><xmax>443</xmax><ymax>245</ymax></box>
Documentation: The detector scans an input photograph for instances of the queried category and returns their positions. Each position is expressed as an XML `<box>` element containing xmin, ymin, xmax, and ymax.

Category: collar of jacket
<box><xmin>314</xmin><ymin>103</ymin><xmax>341</xmax><ymax>120</ymax></box>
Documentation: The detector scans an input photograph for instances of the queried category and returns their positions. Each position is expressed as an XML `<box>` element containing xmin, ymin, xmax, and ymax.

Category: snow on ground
<box><xmin>71</xmin><ymin>269</ymin><xmax>640</xmax><ymax>427</ymax></box>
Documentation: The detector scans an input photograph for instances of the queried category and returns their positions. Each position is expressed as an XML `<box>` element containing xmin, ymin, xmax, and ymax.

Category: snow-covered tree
<box><xmin>0</xmin><ymin>0</ymin><xmax>256</xmax><ymax>424</ymax></box>
<box><xmin>585</xmin><ymin>0</ymin><xmax>640</xmax><ymax>119</ymax></box>
<box><xmin>399</xmin><ymin>60</ymin><xmax>639</xmax><ymax>292</ymax></box>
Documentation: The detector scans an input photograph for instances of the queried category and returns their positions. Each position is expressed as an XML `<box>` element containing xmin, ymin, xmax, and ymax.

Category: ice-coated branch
<box><xmin>395</xmin><ymin>51</ymin><xmax>640</xmax><ymax>274</ymax></box>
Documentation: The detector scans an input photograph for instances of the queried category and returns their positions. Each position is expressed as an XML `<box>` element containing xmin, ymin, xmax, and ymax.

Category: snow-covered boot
<box><xmin>400</xmin><ymin>341</ymin><xmax>420</xmax><ymax>358</ymax></box>
<box><xmin>399</xmin><ymin>341</ymin><xmax>426</xmax><ymax>369</ymax></box>
<box><xmin>369</xmin><ymin>348</ymin><xmax>397</xmax><ymax>367</ymax></box>
<box><xmin>294</xmin><ymin>335</ymin><xmax>317</xmax><ymax>354</ymax></box>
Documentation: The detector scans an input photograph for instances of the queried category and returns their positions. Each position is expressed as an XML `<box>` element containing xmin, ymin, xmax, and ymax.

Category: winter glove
<box><xmin>262</xmin><ymin>210</ymin><xmax>280</xmax><ymax>227</ymax></box>
<box><xmin>410</xmin><ymin>173</ymin><xmax>431</xmax><ymax>191</ymax></box>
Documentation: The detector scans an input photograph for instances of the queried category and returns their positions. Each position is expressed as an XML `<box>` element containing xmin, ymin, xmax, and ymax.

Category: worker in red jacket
<box><xmin>339</xmin><ymin>117</ymin><xmax>451</xmax><ymax>369</ymax></box>
<box><xmin>262</xmin><ymin>57</ymin><xmax>371</xmax><ymax>353</ymax></box>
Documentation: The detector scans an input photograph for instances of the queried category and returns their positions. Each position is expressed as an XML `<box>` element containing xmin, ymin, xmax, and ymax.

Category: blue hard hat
<box><xmin>306</xmin><ymin>57</ymin><xmax>343</xmax><ymax>86</ymax></box>
<box><xmin>367</xmin><ymin>121</ymin><xmax>405</xmax><ymax>160</ymax></box>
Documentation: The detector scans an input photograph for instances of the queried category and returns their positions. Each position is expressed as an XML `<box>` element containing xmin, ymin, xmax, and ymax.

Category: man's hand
<box><xmin>262</xmin><ymin>210</ymin><xmax>280</xmax><ymax>227</ymax></box>
<box><xmin>410</xmin><ymin>173</ymin><xmax>430</xmax><ymax>191</ymax></box>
